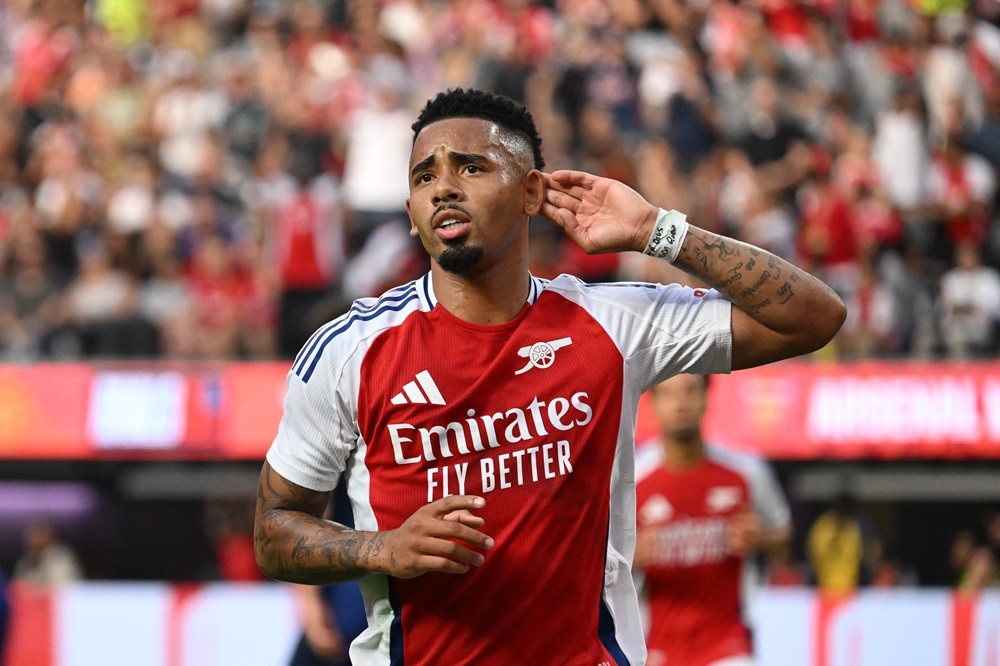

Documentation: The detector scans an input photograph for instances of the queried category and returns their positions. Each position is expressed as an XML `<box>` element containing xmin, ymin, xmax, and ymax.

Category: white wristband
<box><xmin>642</xmin><ymin>208</ymin><xmax>689</xmax><ymax>263</ymax></box>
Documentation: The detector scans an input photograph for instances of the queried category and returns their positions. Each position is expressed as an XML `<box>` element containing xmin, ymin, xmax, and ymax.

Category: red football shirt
<box><xmin>268</xmin><ymin>273</ymin><xmax>733</xmax><ymax>665</ymax></box>
<box><xmin>636</xmin><ymin>459</ymin><xmax>752</xmax><ymax>666</ymax></box>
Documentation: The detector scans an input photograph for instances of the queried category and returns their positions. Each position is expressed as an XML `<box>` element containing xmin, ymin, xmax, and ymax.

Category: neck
<box><xmin>431</xmin><ymin>258</ymin><xmax>530</xmax><ymax>325</ymax></box>
<box><xmin>662</xmin><ymin>435</ymin><xmax>705</xmax><ymax>470</ymax></box>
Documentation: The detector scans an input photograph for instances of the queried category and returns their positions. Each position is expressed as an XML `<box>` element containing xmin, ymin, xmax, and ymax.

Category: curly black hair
<box><xmin>412</xmin><ymin>88</ymin><xmax>544</xmax><ymax>170</ymax></box>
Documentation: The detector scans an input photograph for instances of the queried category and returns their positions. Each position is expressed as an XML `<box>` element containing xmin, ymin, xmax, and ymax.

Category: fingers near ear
<box><xmin>539</xmin><ymin>201</ymin><xmax>571</xmax><ymax>227</ymax></box>
<box><xmin>549</xmin><ymin>169</ymin><xmax>594</xmax><ymax>187</ymax></box>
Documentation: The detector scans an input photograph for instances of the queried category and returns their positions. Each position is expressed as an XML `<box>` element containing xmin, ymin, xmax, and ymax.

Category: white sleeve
<box><xmin>265</xmin><ymin>353</ymin><xmax>358</xmax><ymax>492</ymax></box>
<box><xmin>563</xmin><ymin>280</ymin><xmax>732</xmax><ymax>392</ymax></box>
<box><xmin>638</xmin><ymin>284</ymin><xmax>732</xmax><ymax>390</ymax></box>
<box><xmin>747</xmin><ymin>458</ymin><xmax>791</xmax><ymax>531</ymax></box>
<box><xmin>709</xmin><ymin>445</ymin><xmax>790</xmax><ymax>530</ymax></box>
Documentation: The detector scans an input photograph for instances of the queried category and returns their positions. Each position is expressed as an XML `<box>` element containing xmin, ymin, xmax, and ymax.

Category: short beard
<box><xmin>438</xmin><ymin>243</ymin><xmax>485</xmax><ymax>274</ymax></box>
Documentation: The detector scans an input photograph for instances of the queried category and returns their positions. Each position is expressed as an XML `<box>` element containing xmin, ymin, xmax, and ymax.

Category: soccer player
<box><xmin>634</xmin><ymin>373</ymin><xmax>792</xmax><ymax>666</ymax></box>
<box><xmin>254</xmin><ymin>88</ymin><xmax>845</xmax><ymax>665</ymax></box>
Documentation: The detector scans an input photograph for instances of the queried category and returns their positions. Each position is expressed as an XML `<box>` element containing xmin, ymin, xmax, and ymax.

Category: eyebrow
<box><xmin>410</xmin><ymin>151</ymin><xmax>490</xmax><ymax>177</ymax></box>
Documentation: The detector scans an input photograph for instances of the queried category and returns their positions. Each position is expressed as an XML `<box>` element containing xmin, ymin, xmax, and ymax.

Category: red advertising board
<box><xmin>637</xmin><ymin>361</ymin><xmax>1000</xmax><ymax>459</ymax></box>
<box><xmin>0</xmin><ymin>364</ymin><xmax>91</xmax><ymax>458</ymax></box>
<box><xmin>0</xmin><ymin>361</ymin><xmax>997</xmax><ymax>460</ymax></box>
<box><xmin>0</xmin><ymin>363</ymin><xmax>287</xmax><ymax>460</ymax></box>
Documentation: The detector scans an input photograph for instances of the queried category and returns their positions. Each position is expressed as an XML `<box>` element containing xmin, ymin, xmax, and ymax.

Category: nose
<box><xmin>432</xmin><ymin>171</ymin><xmax>463</xmax><ymax>205</ymax></box>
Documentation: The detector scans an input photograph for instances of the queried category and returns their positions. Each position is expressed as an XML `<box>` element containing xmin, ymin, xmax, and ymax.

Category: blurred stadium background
<box><xmin>0</xmin><ymin>0</ymin><xmax>999</xmax><ymax>664</ymax></box>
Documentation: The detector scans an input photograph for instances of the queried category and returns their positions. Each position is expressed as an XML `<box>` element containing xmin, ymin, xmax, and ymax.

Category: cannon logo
<box><xmin>514</xmin><ymin>337</ymin><xmax>573</xmax><ymax>375</ymax></box>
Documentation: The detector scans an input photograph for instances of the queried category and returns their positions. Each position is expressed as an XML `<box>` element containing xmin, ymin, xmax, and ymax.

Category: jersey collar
<box><xmin>417</xmin><ymin>272</ymin><xmax>546</xmax><ymax>311</ymax></box>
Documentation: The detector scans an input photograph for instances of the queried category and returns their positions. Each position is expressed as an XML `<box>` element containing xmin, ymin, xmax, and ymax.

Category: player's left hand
<box><xmin>726</xmin><ymin>509</ymin><xmax>763</xmax><ymax>557</ymax></box>
<box><xmin>443</xmin><ymin>509</ymin><xmax>486</xmax><ymax>529</ymax></box>
<box><xmin>540</xmin><ymin>170</ymin><xmax>660</xmax><ymax>254</ymax></box>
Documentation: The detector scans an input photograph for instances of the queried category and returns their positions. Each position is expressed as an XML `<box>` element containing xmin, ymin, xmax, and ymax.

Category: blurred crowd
<box><xmin>2</xmin><ymin>0</ymin><xmax>1000</xmax><ymax>361</ymax></box>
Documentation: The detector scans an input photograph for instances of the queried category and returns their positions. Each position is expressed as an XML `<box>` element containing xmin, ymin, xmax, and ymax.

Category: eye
<box><xmin>417</xmin><ymin>173</ymin><xmax>434</xmax><ymax>183</ymax></box>
<box><xmin>464</xmin><ymin>164</ymin><xmax>481</xmax><ymax>174</ymax></box>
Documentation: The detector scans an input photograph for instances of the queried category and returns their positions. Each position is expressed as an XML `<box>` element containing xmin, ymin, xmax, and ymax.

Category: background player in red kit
<box><xmin>634</xmin><ymin>374</ymin><xmax>792</xmax><ymax>666</ymax></box>
<box><xmin>254</xmin><ymin>88</ymin><xmax>844</xmax><ymax>665</ymax></box>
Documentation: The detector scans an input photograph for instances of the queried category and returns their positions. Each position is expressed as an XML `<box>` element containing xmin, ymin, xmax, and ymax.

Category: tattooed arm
<box><xmin>254</xmin><ymin>461</ymin><xmax>494</xmax><ymax>584</ymax></box>
<box><xmin>673</xmin><ymin>227</ymin><xmax>845</xmax><ymax>369</ymax></box>
<box><xmin>541</xmin><ymin>170</ymin><xmax>846</xmax><ymax>369</ymax></box>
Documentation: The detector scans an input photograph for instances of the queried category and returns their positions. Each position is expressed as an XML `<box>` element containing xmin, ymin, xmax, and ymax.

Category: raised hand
<box><xmin>382</xmin><ymin>495</ymin><xmax>494</xmax><ymax>579</ymax></box>
<box><xmin>540</xmin><ymin>170</ymin><xmax>659</xmax><ymax>254</ymax></box>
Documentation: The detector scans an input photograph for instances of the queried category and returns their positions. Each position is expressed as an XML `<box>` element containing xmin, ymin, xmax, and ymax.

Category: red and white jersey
<box><xmin>267</xmin><ymin>272</ymin><xmax>732</xmax><ymax>666</ymax></box>
<box><xmin>635</xmin><ymin>445</ymin><xmax>790</xmax><ymax>666</ymax></box>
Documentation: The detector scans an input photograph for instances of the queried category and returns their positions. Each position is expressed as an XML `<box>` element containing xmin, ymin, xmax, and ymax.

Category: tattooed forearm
<box><xmin>738</xmin><ymin>270</ymin><xmax>771</xmax><ymax>299</ymax></box>
<box><xmin>776</xmin><ymin>281</ymin><xmax>795</xmax><ymax>304</ymax></box>
<box><xmin>718</xmin><ymin>263</ymin><xmax>743</xmax><ymax>288</ymax></box>
<box><xmin>254</xmin><ymin>461</ymin><xmax>386</xmax><ymax>584</ymax></box>
<box><xmin>693</xmin><ymin>245</ymin><xmax>710</xmax><ymax>273</ymax></box>
<box><xmin>673</xmin><ymin>226</ymin><xmax>844</xmax><ymax>340</ymax></box>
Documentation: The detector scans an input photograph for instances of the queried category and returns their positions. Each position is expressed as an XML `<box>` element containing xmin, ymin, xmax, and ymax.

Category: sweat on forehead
<box><xmin>487</xmin><ymin>123</ymin><xmax>534</xmax><ymax>172</ymax></box>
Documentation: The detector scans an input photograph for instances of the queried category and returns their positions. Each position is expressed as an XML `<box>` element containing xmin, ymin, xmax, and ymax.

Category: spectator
<box><xmin>938</xmin><ymin>240</ymin><xmax>1000</xmax><ymax>358</ymax></box>
<box><xmin>797</xmin><ymin>146</ymin><xmax>861</xmax><ymax>299</ymax></box>
<box><xmin>737</xmin><ymin>77</ymin><xmax>808</xmax><ymax>172</ymax></box>
<box><xmin>807</xmin><ymin>493</ymin><xmax>875</xmax><ymax>593</ymax></box>
<box><xmin>949</xmin><ymin>529</ymin><xmax>978</xmax><ymax>585</ymax></box>
<box><xmin>136</xmin><ymin>250</ymin><xmax>196</xmax><ymax>358</ymax></box>
<box><xmin>0</xmin><ymin>228</ymin><xmax>65</xmax><ymax>358</ymax></box>
<box><xmin>13</xmin><ymin>522</ymin><xmax>83</xmax><ymax>587</ymax></box>
<box><xmin>0</xmin><ymin>0</ymin><xmax>995</xmax><ymax>366</ymax></box>
<box><xmin>925</xmin><ymin>133</ymin><xmax>996</xmax><ymax>266</ymax></box>
<box><xmin>872</xmin><ymin>83</ymin><xmax>929</xmax><ymax>215</ymax></box>
<box><xmin>150</xmin><ymin>48</ymin><xmax>226</xmax><ymax>183</ymax></box>
<box><xmin>838</xmin><ymin>253</ymin><xmax>901</xmax><ymax>357</ymax></box>
<box><xmin>957</xmin><ymin>546</ymin><xmax>999</xmax><ymax>592</ymax></box>
<box><xmin>186</xmin><ymin>233</ymin><xmax>255</xmax><ymax>358</ymax></box>
<box><xmin>52</xmin><ymin>236</ymin><xmax>157</xmax><ymax>357</ymax></box>
<box><xmin>219</xmin><ymin>55</ymin><xmax>270</xmax><ymax>169</ymax></box>
<box><xmin>886</xmin><ymin>242</ymin><xmax>940</xmax><ymax>357</ymax></box>
<box><xmin>268</xmin><ymin>161</ymin><xmax>342</xmax><ymax>357</ymax></box>
<box><xmin>340</xmin><ymin>55</ymin><xmax>413</xmax><ymax>256</ymax></box>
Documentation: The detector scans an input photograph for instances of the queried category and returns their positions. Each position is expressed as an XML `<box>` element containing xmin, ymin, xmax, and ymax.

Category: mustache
<box><xmin>432</xmin><ymin>203</ymin><xmax>472</xmax><ymax>225</ymax></box>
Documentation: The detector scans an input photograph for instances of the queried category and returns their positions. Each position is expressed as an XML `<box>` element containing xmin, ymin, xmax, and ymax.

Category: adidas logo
<box><xmin>390</xmin><ymin>370</ymin><xmax>446</xmax><ymax>406</ymax></box>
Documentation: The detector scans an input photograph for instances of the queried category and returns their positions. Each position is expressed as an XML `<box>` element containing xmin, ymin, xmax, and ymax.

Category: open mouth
<box><xmin>433</xmin><ymin>207</ymin><xmax>471</xmax><ymax>240</ymax></box>
<box><xmin>435</xmin><ymin>218</ymin><xmax>470</xmax><ymax>240</ymax></box>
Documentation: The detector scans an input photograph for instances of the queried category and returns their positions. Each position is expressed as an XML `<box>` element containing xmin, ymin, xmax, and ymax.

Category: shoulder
<box><xmin>706</xmin><ymin>444</ymin><xmax>770</xmax><ymax>482</ymax></box>
<box><xmin>635</xmin><ymin>437</ymin><xmax>665</xmax><ymax>483</ymax></box>
<box><xmin>290</xmin><ymin>281</ymin><xmax>426</xmax><ymax>384</ymax></box>
<box><xmin>541</xmin><ymin>274</ymin><xmax>719</xmax><ymax>307</ymax></box>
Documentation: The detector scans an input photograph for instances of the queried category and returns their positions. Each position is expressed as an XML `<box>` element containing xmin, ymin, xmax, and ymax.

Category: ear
<box><xmin>405</xmin><ymin>198</ymin><xmax>418</xmax><ymax>236</ymax></box>
<box><xmin>523</xmin><ymin>169</ymin><xmax>544</xmax><ymax>216</ymax></box>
